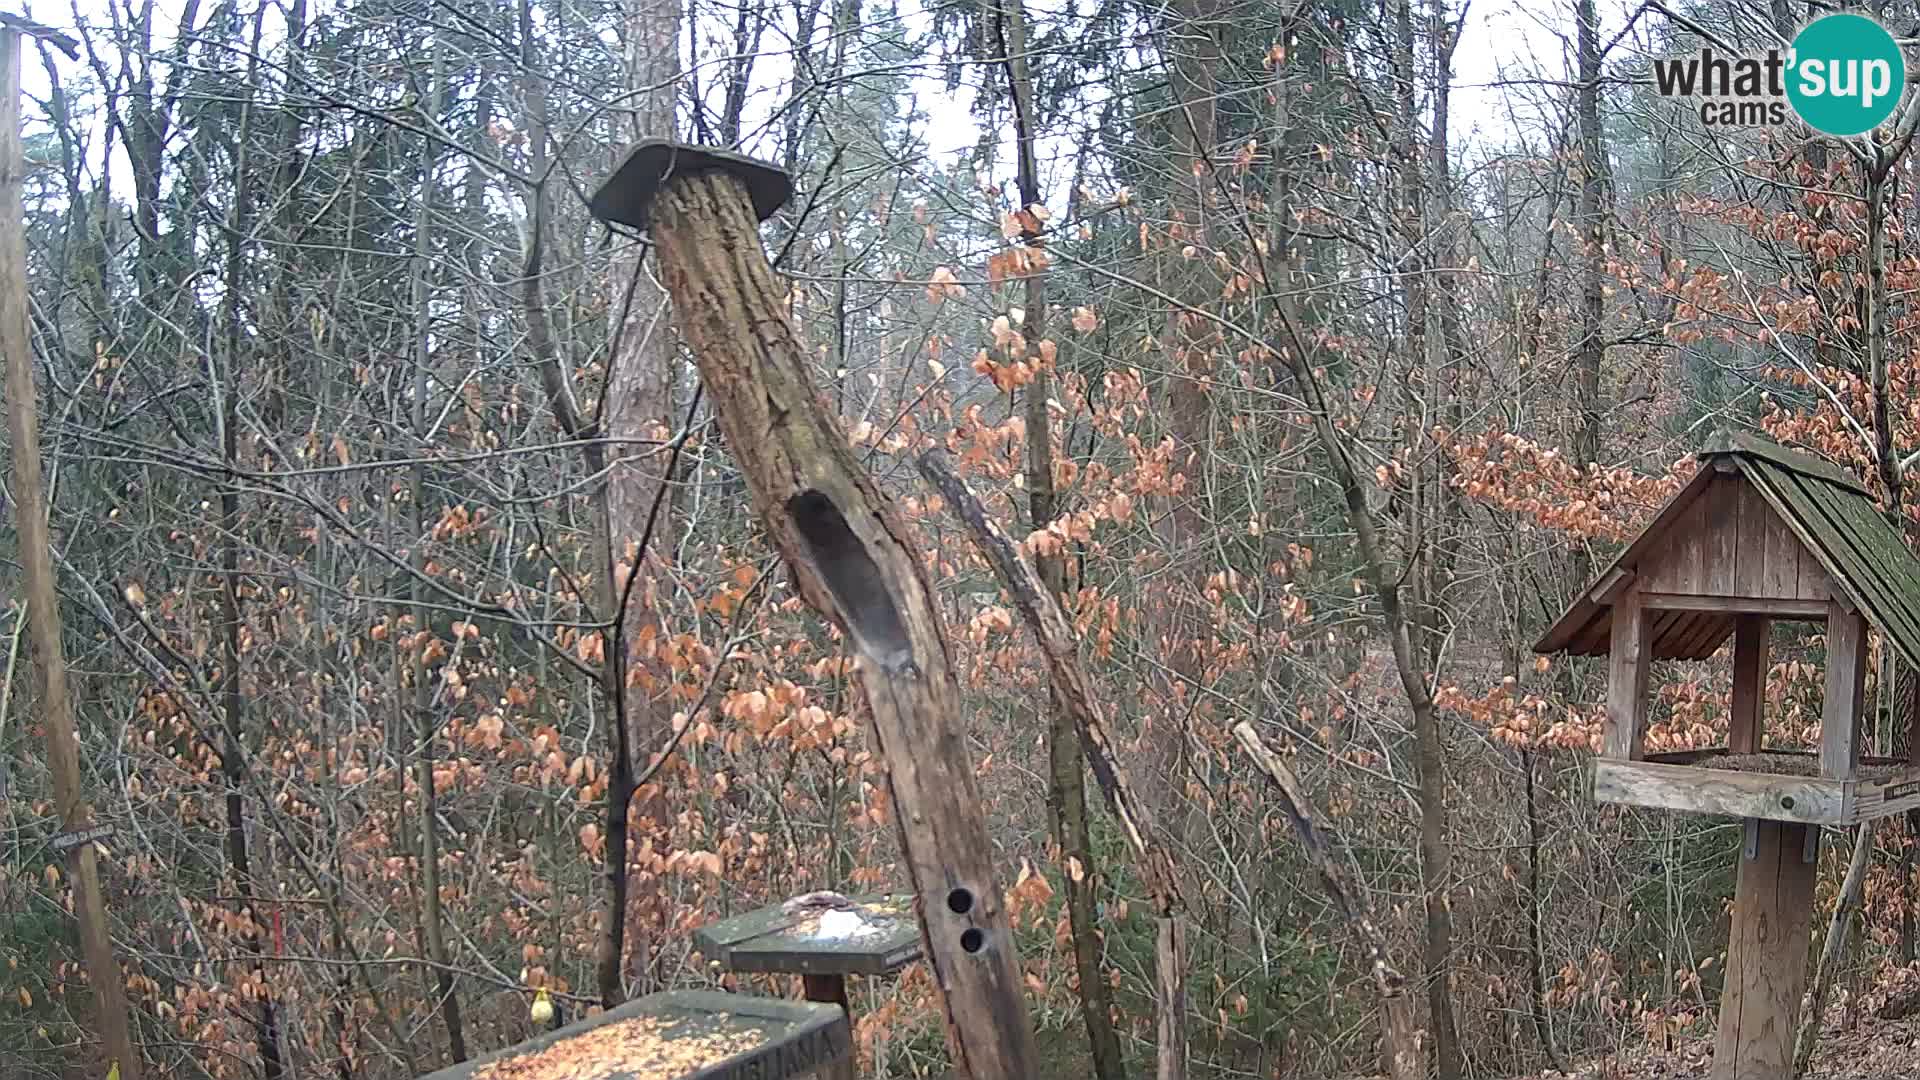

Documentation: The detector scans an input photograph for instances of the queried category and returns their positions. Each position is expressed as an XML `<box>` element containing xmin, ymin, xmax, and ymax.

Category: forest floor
<box><xmin>1514</xmin><ymin>1010</ymin><xmax>1920</xmax><ymax>1079</ymax></box>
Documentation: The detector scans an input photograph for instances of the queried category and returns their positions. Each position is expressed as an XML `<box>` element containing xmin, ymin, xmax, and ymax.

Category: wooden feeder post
<box><xmin>1536</xmin><ymin>432</ymin><xmax>1920</xmax><ymax>1080</ymax></box>
<box><xmin>588</xmin><ymin>141</ymin><xmax>1040</xmax><ymax>1079</ymax></box>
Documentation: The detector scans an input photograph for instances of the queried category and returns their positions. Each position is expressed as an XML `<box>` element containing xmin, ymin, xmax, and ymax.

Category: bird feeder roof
<box><xmin>1534</xmin><ymin>430</ymin><xmax>1920</xmax><ymax>668</ymax></box>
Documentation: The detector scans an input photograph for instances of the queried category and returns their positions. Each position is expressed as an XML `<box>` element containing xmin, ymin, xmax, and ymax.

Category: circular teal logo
<box><xmin>1788</xmin><ymin>14</ymin><xmax>1905</xmax><ymax>137</ymax></box>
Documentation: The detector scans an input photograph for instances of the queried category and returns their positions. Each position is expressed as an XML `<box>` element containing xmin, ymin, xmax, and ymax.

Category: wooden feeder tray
<box><xmin>416</xmin><ymin>990</ymin><xmax>848</xmax><ymax>1080</ymax></box>
<box><xmin>693</xmin><ymin>894</ymin><xmax>922</xmax><ymax>977</ymax></box>
<box><xmin>1594</xmin><ymin>747</ymin><xmax>1920</xmax><ymax>825</ymax></box>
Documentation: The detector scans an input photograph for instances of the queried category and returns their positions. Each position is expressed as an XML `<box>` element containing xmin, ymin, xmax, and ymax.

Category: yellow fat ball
<box><xmin>529</xmin><ymin>988</ymin><xmax>553</xmax><ymax>1026</ymax></box>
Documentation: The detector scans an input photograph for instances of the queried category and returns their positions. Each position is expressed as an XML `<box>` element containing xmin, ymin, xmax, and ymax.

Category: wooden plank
<box><xmin>1823</xmin><ymin>601</ymin><xmax>1868</xmax><ymax>780</ymax></box>
<box><xmin>1707</xmin><ymin>474</ymin><xmax>1739</xmax><ymax>595</ymax></box>
<box><xmin>1637</xmin><ymin>593</ymin><xmax>1829</xmax><ymax>617</ymax></box>
<box><xmin>1587</xmin><ymin>566</ymin><xmax>1634</xmax><ymax>605</ymax></box>
<box><xmin>1733</xmin><ymin>479</ymin><xmax>1776</xmax><ymax>599</ymax></box>
<box><xmin>1730</xmin><ymin>616</ymin><xmax>1769</xmax><ymax>754</ymax></box>
<box><xmin>1762</xmin><ymin>482</ymin><xmax>1806</xmax><ymax>600</ymax></box>
<box><xmin>1644</xmin><ymin>494</ymin><xmax>1710</xmax><ymax>594</ymax></box>
<box><xmin>415</xmin><ymin>990</ymin><xmax>851</xmax><ymax>1080</ymax></box>
<box><xmin>1591</xmin><ymin>759</ymin><xmax>1847</xmax><ymax>824</ymax></box>
<box><xmin>1675</xmin><ymin>612</ymin><xmax>1735</xmax><ymax>660</ymax></box>
<box><xmin>1712</xmin><ymin>820</ymin><xmax>1819</xmax><ymax>1080</ymax></box>
<box><xmin>1808</xmin><ymin>475</ymin><xmax>1920</xmax><ymax>670</ymax></box>
<box><xmin>1784</xmin><ymin>471</ymin><xmax>1920</xmax><ymax>671</ymax></box>
<box><xmin>1605</xmin><ymin>589</ymin><xmax>1651</xmax><ymax>760</ymax></box>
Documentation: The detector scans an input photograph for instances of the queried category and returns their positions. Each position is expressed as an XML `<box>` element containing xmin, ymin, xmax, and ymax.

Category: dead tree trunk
<box><xmin>589</xmin><ymin>142</ymin><xmax>1040</xmax><ymax>1080</ymax></box>
<box><xmin>1231</xmin><ymin>722</ymin><xmax>1422</xmax><ymax>1080</ymax></box>
<box><xmin>920</xmin><ymin>452</ymin><xmax>1189</xmax><ymax>1080</ymax></box>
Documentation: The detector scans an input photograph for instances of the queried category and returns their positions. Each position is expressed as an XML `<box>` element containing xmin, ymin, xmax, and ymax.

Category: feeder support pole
<box><xmin>591</xmin><ymin>142</ymin><xmax>1040</xmax><ymax>1079</ymax></box>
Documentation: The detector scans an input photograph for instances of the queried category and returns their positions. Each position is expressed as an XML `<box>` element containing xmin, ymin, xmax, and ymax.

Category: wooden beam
<box><xmin>0</xmin><ymin>28</ymin><xmax>142</xmax><ymax>1080</ymax></box>
<box><xmin>1712</xmin><ymin>820</ymin><xmax>1818</xmax><ymax>1080</ymax></box>
<box><xmin>1592</xmin><ymin>759</ymin><xmax>1847</xmax><ymax>824</ymax></box>
<box><xmin>1637</xmin><ymin>593</ymin><xmax>1829</xmax><ymax>618</ymax></box>
<box><xmin>599</xmin><ymin>145</ymin><xmax>1039</xmax><ymax>1077</ymax></box>
<box><xmin>1730</xmin><ymin>616</ymin><xmax>1769</xmax><ymax>754</ymax></box>
<box><xmin>1605</xmin><ymin>589</ymin><xmax>1651</xmax><ymax>760</ymax></box>
<box><xmin>1587</xmin><ymin>566</ymin><xmax>1633</xmax><ymax>605</ymax></box>
<box><xmin>1823</xmin><ymin>600</ymin><xmax>1868</xmax><ymax>780</ymax></box>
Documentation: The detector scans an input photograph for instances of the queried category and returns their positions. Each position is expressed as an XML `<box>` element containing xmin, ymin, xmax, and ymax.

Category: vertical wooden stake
<box><xmin>801</xmin><ymin>975</ymin><xmax>855</xmax><ymax>1080</ymax></box>
<box><xmin>0</xmin><ymin>26</ymin><xmax>142</xmax><ymax>1080</ymax></box>
<box><xmin>1730</xmin><ymin>616</ymin><xmax>1768</xmax><ymax>754</ymax></box>
<box><xmin>1713</xmin><ymin>820</ymin><xmax>1817</xmax><ymax>1080</ymax></box>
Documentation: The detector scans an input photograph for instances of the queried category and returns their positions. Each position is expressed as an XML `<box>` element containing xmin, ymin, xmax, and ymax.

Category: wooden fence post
<box><xmin>0</xmin><ymin>22</ymin><xmax>144</xmax><ymax>1080</ymax></box>
<box><xmin>588</xmin><ymin>140</ymin><xmax>1040</xmax><ymax>1079</ymax></box>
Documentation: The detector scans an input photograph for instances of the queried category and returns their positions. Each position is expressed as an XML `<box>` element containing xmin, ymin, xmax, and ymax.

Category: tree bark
<box><xmin>408</xmin><ymin>33</ymin><xmax>466</xmax><ymax>1063</ymax></box>
<box><xmin>216</xmin><ymin>14</ymin><xmax>283</xmax><ymax>1073</ymax></box>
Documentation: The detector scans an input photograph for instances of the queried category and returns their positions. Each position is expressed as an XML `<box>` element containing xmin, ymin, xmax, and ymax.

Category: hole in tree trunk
<box><xmin>787</xmin><ymin>489</ymin><xmax>912</xmax><ymax>672</ymax></box>
<box><xmin>960</xmin><ymin>928</ymin><xmax>985</xmax><ymax>954</ymax></box>
<box><xmin>946</xmin><ymin>888</ymin><xmax>974</xmax><ymax>914</ymax></box>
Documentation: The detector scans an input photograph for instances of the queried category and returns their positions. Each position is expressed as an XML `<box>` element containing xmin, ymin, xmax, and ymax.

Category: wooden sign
<box><xmin>51</xmin><ymin>823</ymin><xmax>114</xmax><ymax>852</ymax></box>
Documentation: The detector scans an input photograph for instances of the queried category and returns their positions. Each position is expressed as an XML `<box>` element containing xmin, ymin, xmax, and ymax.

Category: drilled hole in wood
<box><xmin>960</xmin><ymin>928</ymin><xmax>985</xmax><ymax>954</ymax></box>
<box><xmin>787</xmin><ymin>490</ymin><xmax>912</xmax><ymax>672</ymax></box>
<box><xmin>946</xmin><ymin>888</ymin><xmax>973</xmax><ymax>915</ymax></box>
<box><xmin>1781</xmin><ymin>796</ymin><xmax>1796</xmax><ymax>810</ymax></box>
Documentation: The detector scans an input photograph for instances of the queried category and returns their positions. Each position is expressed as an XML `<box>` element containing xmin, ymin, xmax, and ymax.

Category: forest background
<box><xmin>0</xmin><ymin>0</ymin><xmax>1914</xmax><ymax>1076</ymax></box>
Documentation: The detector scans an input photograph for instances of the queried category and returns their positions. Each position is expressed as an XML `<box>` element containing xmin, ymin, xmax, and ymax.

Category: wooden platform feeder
<box><xmin>415</xmin><ymin>990</ymin><xmax>849</xmax><ymax>1080</ymax></box>
<box><xmin>694</xmin><ymin>895</ymin><xmax>922</xmax><ymax>1080</ymax></box>
<box><xmin>1536</xmin><ymin>431</ymin><xmax>1920</xmax><ymax>1080</ymax></box>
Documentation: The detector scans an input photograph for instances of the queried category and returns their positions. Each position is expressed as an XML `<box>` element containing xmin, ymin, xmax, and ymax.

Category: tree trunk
<box><xmin>216</xmin><ymin>14</ymin><xmax>283</xmax><ymax>1073</ymax></box>
<box><xmin>638</xmin><ymin>161</ymin><xmax>1041</xmax><ymax>1079</ymax></box>
<box><xmin>597</xmin><ymin>0</ymin><xmax>685</xmax><ymax>1003</ymax></box>
<box><xmin>0</xmin><ymin>27</ymin><xmax>144</xmax><ymax>1080</ymax></box>
<box><xmin>1572</xmin><ymin>0</ymin><xmax>1604</xmax><ymax>473</ymax></box>
<box><xmin>994</xmin><ymin>0</ymin><xmax>1125</xmax><ymax>1075</ymax></box>
<box><xmin>408</xmin><ymin>34</ymin><xmax>466</xmax><ymax>1064</ymax></box>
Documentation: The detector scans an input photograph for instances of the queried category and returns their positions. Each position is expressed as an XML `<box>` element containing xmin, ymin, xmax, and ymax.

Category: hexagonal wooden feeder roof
<box><xmin>1536</xmin><ymin>429</ymin><xmax>1920</xmax><ymax>669</ymax></box>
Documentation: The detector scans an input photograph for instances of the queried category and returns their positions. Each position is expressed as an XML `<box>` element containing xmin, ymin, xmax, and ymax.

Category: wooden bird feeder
<box><xmin>415</xmin><ymin>990</ymin><xmax>849</xmax><ymax>1080</ymax></box>
<box><xmin>695</xmin><ymin>895</ymin><xmax>922</xmax><ymax>1080</ymax></box>
<box><xmin>1536</xmin><ymin>430</ymin><xmax>1920</xmax><ymax>1079</ymax></box>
